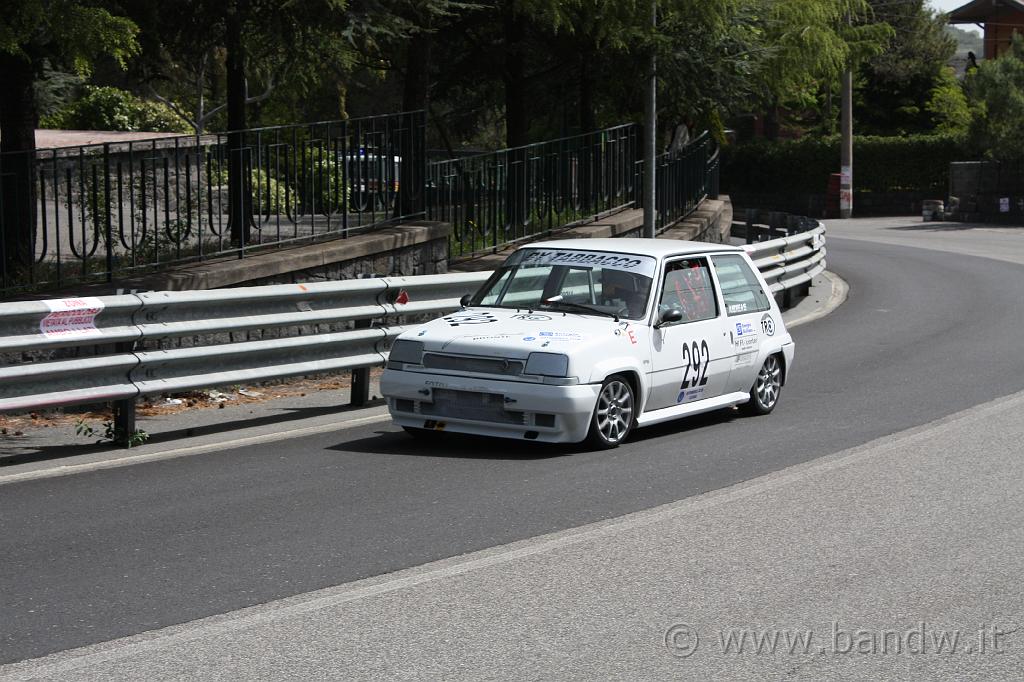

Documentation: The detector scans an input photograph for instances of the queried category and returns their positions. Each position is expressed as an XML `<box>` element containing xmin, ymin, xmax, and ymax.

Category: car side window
<box><xmin>658</xmin><ymin>257</ymin><xmax>718</xmax><ymax>324</ymax></box>
<box><xmin>711</xmin><ymin>254</ymin><xmax>771</xmax><ymax>316</ymax></box>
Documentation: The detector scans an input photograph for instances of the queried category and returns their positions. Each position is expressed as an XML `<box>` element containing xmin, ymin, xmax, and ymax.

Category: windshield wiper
<box><xmin>541</xmin><ymin>297</ymin><xmax>620</xmax><ymax>321</ymax></box>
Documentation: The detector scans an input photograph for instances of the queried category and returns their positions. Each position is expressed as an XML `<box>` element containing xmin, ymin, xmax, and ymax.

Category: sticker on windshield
<box><xmin>518</xmin><ymin>249</ymin><xmax>656</xmax><ymax>277</ymax></box>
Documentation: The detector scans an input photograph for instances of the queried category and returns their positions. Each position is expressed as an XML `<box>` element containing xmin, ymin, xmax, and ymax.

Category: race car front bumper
<box><xmin>381</xmin><ymin>368</ymin><xmax>601</xmax><ymax>443</ymax></box>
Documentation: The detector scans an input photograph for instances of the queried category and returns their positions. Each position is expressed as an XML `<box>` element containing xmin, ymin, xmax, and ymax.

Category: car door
<box><xmin>646</xmin><ymin>256</ymin><xmax>732</xmax><ymax>411</ymax></box>
<box><xmin>710</xmin><ymin>253</ymin><xmax>776</xmax><ymax>394</ymax></box>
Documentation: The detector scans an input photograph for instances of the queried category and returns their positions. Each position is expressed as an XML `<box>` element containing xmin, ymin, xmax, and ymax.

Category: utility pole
<box><xmin>643</xmin><ymin>0</ymin><xmax>657</xmax><ymax>238</ymax></box>
<box><xmin>839</xmin><ymin>10</ymin><xmax>853</xmax><ymax>220</ymax></box>
<box><xmin>839</xmin><ymin>68</ymin><xmax>852</xmax><ymax>219</ymax></box>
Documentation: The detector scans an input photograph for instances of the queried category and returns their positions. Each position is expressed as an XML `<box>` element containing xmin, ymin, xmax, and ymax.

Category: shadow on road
<box><xmin>885</xmin><ymin>222</ymin><xmax>1021</xmax><ymax>232</ymax></box>
<box><xmin>0</xmin><ymin>401</ymin><xmax>386</xmax><ymax>468</ymax></box>
<box><xmin>334</xmin><ymin>429</ymin><xmax>572</xmax><ymax>460</ymax></box>
<box><xmin>333</xmin><ymin>407</ymin><xmax>742</xmax><ymax>460</ymax></box>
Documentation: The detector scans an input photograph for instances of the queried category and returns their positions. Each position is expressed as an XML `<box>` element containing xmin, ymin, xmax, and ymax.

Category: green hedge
<box><xmin>41</xmin><ymin>86</ymin><xmax>192</xmax><ymax>134</ymax></box>
<box><xmin>722</xmin><ymin>134</ymin><xmax>967</xmax><ymax>196</ymax></box>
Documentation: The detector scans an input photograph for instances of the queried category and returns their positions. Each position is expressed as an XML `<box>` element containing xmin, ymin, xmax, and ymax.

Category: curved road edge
<box><xmin>782</xmin><ymin>270</ymin><xmax>849</xmax><ymax>330</ymax></box>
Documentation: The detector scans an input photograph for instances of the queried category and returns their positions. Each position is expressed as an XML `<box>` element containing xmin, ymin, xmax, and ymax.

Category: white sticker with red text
<box><xmin>40</xmin><ymin>297</ymin><xmax>105</xmax><ymax>338</ymax></box>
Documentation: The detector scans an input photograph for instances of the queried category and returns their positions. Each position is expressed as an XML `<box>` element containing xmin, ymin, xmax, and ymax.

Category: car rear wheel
<box><xmin>586</xmin><ymin>375</ymin><xmax>635</xmax><ymax>449</ymax></box>
<box><xmin>743</xmin><ymin>354</ymin><xmax>782</xmax><ymax>415</ymax></box>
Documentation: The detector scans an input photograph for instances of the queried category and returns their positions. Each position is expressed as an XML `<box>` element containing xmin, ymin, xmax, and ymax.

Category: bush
<box><xmin>209</xmin><ymin>165</ymin><xmax>299</xmax><ymax>216</ymax></box>
<box><xmin>296</xmin><ymin>146</ymin><xmax>350</xmax><ymax>213</ymax></box>
<box><xmin>41</xmin><ymin>86</ymin><xmax>192</xmax><ymax>134</ymax></box>
<box><xmin>722</xmin><ymin>134</ymin><xmax>967</xmax><ymax>196</ymax></box>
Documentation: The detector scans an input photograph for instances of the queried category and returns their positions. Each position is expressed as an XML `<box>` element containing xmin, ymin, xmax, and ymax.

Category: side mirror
<box><xmin>459</xmin><ymin>294</ymin><xmax>472</xmax><ymax>308</ymax></box>
<box><xmin>655</xmin><ymin>308</ymin><xmax>684</xmax><ymax>328</ymax></box>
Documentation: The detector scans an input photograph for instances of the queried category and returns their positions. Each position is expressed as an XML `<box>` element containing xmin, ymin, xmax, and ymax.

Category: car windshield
<box><xmin>470</xmin><ymin>248</ymin><xmax>657</xmax><ymax>321</ymax></box>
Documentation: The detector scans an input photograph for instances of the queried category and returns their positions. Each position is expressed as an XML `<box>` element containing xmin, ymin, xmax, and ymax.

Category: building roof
<box><xmin>948</xmin><ymin>0</ymin><xmax>1024</xmax><ymax>24</ymax></box>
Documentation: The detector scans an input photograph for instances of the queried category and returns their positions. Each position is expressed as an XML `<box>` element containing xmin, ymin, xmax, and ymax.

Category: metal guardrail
<box><xmin>743</xmin><ymin>224</ymin><xmax>827</xmax><ymax>294</ymax></box>
<box><xmin>0</xmin><ymin>228</ymin><xmax>825</xmax><ymax>443</ymax></box>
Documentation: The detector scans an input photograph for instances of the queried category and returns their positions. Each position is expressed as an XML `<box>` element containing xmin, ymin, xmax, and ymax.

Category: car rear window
<box><xmin>711</xmin><ymin>254</ymin><xmax>772</xmax><ymax>315</ymax></box>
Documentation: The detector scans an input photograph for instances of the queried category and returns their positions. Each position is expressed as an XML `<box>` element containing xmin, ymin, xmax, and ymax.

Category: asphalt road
<box><xmin>2</xmin><ymin>225</ymin><xmax>1024</xmax><ymax>668</ymax></box>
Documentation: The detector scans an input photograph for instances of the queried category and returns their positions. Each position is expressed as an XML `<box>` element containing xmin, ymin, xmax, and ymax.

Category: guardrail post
<box><xmin>112</xmin><ymin>341</ymin><xmax>136</xmax><ymax>447</ymax></box>
<box><xmin>350</xmin><ymin>318</ymin><xmax>372</xmax><ymax>407</ymax></box>
<box><xmin>786</xmin><ymin>214</ymin><xmax>800</xmax><ymax>236</ymax></box>
<box><xmin>745</xmin><ymin>209</ymin><xmax>756</xmax><ymax>244</ymax></box>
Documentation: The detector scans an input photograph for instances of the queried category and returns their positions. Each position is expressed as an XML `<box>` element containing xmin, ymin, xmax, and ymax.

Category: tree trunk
<box><xmin>578</xmin><ymin>50</ymin><xmax>596</xmax><ymax>134</ymax></box>
<box><xmin>0</xmin><ymin>52</ymin><xmax>38</xmax><ymax>283</ymax></box>
<box><xmin>502</xmin><ymin>8</ymin><xmax>528</xmax><ymax>149</ymax></box>
<box><xmin>502</xmin><ymin>7</ymin><xmax>528</xmax><ymax>234</ymax></box>
<box><xmin>226</xmin><ymin>1</ymin><xmax>251</xmax><ymax>246</ymax></box>
<box><xmin>398</xmin><ymin>32</ymin><xmax>432</xmax><ymax>217</ymax></box>
<box><xmin>763</xmin><ymin>100</ymin><xmax>780</xmax><ymax>141</ymax></box>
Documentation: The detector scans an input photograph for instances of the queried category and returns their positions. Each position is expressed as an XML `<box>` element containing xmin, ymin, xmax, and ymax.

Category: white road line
<box><xmin>0</xmin><ymin>412</ymin><xmax>391</xmax><ymax>486</ymax></box>
<box><xmin>3</xmin><ymin>389</ymin><xmax>1021</xmax><ymax>680</ymax></box>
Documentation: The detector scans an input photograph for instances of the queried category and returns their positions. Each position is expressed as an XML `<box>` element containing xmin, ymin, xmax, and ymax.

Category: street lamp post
<box><xmin>643</xmin><ymin>0</ymin><xmax>657</xmax><ymax>238</ymax></box>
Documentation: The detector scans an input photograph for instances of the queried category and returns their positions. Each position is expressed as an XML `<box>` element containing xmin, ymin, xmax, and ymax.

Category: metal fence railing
<box><xmin>0</xmin><ymin>111</ymin><xmax>426</xmax><ymax>296</ymax></box>
<box><xmin>1</xmin><ymin>116</ymin><xmax>723</xmax><ymax>297</ymax></box>
<box><xmin>640</xmin><ymin>131</ymin><xmax>714</xmax><ymax>234</ymax></box>
<box><xmin>707</xmin><ymin>146</ymin><xmax>720</xmax><ymax>200</ymax></box>
<box><xmin>428</xmin><ymin>125</ymin><xmax>639</xmax><ymax>259</ymax></box>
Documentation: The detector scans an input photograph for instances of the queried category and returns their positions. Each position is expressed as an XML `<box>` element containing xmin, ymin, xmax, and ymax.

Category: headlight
<box><xmin>524</xmin><ymin>352</ymin><xmax>569</xmax><ymax>377</ymax></box>
<box><xmin>389</xmin><ymin>339</ymin><xmax>424</xmax><ymax>365</ymax></box>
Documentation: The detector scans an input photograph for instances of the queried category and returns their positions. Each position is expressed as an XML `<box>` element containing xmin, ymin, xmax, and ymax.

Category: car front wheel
<box><xmin>743</xmin><ymin>354</ymin><xmax>782</xmax><ymax>415</ymax></box>
<box><xmin>586</xmin><ymin>375</ymin><xmax>635</xmax><ymax>449</ymax></box>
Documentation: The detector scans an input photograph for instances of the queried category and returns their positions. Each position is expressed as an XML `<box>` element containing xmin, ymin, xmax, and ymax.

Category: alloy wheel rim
<box><xmin>756</xmin><ymin>356</ymin><xmax>781</xmax><ymax>408</ymax></box>
<box><xmin>596</xmin><ymin>380</ymin><xmax>633</xmax><ymax>443</ymax></box>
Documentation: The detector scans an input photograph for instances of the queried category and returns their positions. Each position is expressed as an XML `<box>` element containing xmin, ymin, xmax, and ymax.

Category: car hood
<box><xmin>405</xmin><ymin>306</ymin><xmax>642</xmax><ymax>360</ymax></box>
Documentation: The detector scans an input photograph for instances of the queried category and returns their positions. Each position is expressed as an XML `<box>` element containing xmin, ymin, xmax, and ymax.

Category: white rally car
<box><xmin>381</xmin><ymin>238</ymin><xmax>794</xmax><ymax>449</ymax></box>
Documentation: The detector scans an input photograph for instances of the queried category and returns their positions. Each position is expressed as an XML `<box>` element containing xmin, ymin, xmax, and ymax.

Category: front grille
<box><xmin>422</xmin><ymin>353</ymin><xmax>524</xmax><ymax>377</ymax></box>
<box><xmin>420</xmin><ymin>389</ymin><xmax>525</xmax><ymax>425</ymax></box>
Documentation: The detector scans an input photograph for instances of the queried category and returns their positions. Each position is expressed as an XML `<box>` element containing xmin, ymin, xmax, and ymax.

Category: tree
<box><xmin>968</xmin><ymin>34</ymin><xmax>1024</xmax><ymax>160</ymax></box>
<box><xmin>126</xmin><ymin>0</ymin><xmax>350</xmax><ymax>243</ymax></box>
<box><xmin>745</xmin><ymin>0</ymin><xmax>891</xmax><ymax>138</ymax></box>
<box><xmin>856</xmin><ymin>0</ymin><xmax>956</xmax><ymax>135</ymax></box>
<box><xmin>926</xmin><ymin>67</ymin><xmax>971</xmax><ymax>136</ymax></box>
<box><xmin>0</xmin><ymin>1</ymin><xmax>137</xmax><ymax>275</ymax></box>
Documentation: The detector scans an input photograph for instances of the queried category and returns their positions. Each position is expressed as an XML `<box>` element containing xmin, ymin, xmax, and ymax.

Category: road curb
<box><xmin>782</xmin><ymin>270</ymin><xmax>849</xmax><ymax>329</ymax></box>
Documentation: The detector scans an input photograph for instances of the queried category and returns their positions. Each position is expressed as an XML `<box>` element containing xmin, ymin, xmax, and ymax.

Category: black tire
<box><xmin>742</xmin><ymin>354</ymin><xmax>782</xmax><ymax>416</ymax></box>
<box><xmin>585</xmin><ymin>375</ymin><xmax>636</xmax><ymax>449</ymax></box>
